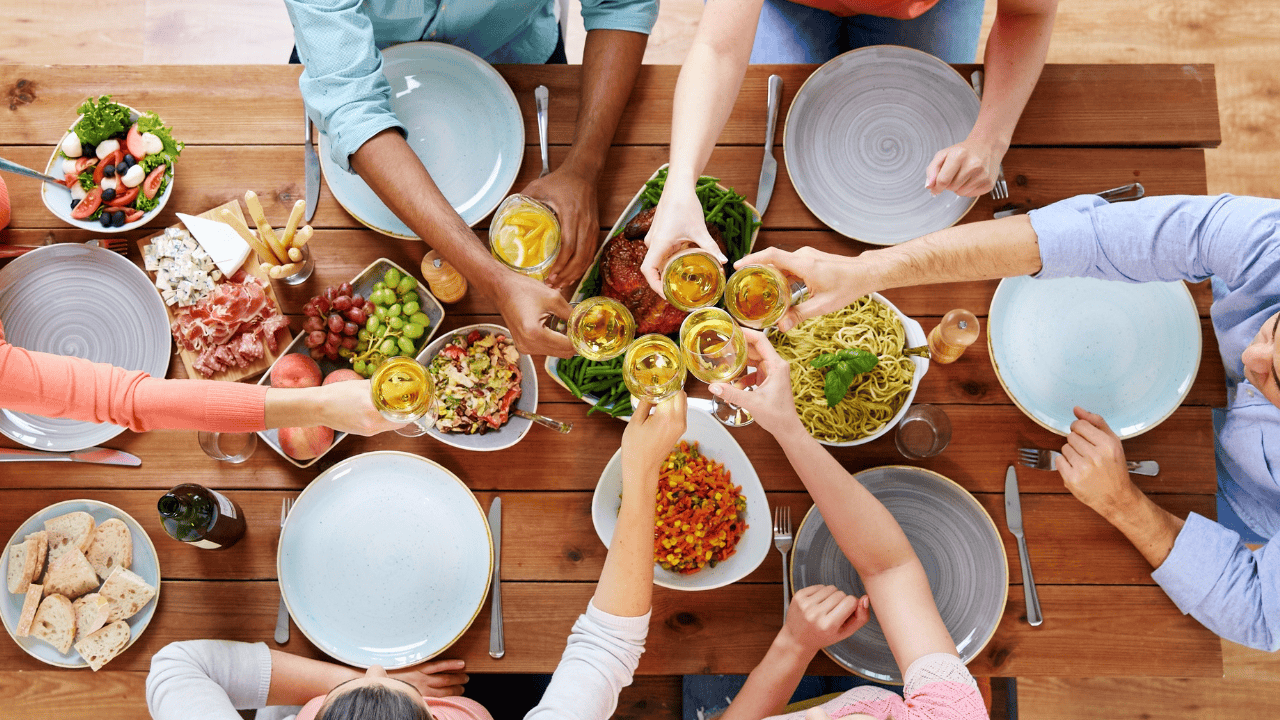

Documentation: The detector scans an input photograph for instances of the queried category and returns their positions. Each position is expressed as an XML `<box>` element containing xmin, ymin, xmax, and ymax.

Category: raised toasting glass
<box><xmin>680</xmin><ymin>307</ymin><xmax>753</xmax><ymax>427</ymax></box>
<box><xmin>567</xmin><ymin>296</ymin><xmax>636</xmax><ymax>361</ymax></box>
<box><xmin>370</xmin><ymin>356</ymin><xmax>436</xmax><ymax>437</ymax></box>
<box><xmin>489</xmin><ymin>194</ymin><xmax>562</xmax><ymax>281</ymax></box>
<box><xmin>662</xmin><ymin>248</ymin><xmax>726</xmax><ymax>312</ymax></box>
<box><xmin>622</xmin><ymin>334</ymin><xmax>687</xmax><ymax>404</ymax></box>
<box><xmin>724</xmin><ymin>263</ymin><xmax>792</xmax><ymax>329</ymax></box>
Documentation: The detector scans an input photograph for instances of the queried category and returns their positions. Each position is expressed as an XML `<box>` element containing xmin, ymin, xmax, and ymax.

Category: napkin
<box><xmin>177</xmin><ymin>212</ymin><xmax>251</xmax><ymax>276</ymax></box>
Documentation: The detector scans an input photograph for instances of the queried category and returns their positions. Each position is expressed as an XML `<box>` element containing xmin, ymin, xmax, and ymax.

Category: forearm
<box><xmin>262</xmin><ymin>385</ymin><xmax>344</xmax><ymax>430</ymax></box>
<box><xmin>265</xmin><ymin>649</ymin><xmax>360</xmax><ymax>706</ymax></box>
<box><xmin>1097</xmin><ymin>487</ymin><xmax>1185</xmax><ymax>569</ymax></box>
<box><xmin>592</xmin><ymin>467</ymin><xmax>658</xmax><ymax>617</ymax></box>
<box><xmin>863</xmin><ymin>215</ymin><xmax>1043</xmax><ymax>294</ymax></box>
<box><xmin>720</xmin><ymin>634</ymin><xmax>813</xmax><ymax>720</ymax></box>
<box><xmin>565</xmin><ymin>29</ymin><xmax>648</xmax><ymax>181</ymax></box>
<box><xmin>970</xmin><ymin>1</ymin><xmax>1057</xmax><ymax>152</ymax></box>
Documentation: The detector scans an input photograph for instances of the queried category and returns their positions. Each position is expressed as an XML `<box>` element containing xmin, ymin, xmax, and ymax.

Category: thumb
<box><xmin>925</xmin><ymin>149</ymin><xmax>945</xmax><ymax>188</ymax></box>
<box><xmin>782</xmin><ymin>296</ymin><xmax>826</xmax><ymax>332</ymax></box>
<box><xmin>641</xmin><ymin>246</ymin><xmax>665</xmax><ymax>295</ymax></box>
<box><xmin>1073</xmin><ymin>406</ymin><xmax>1113</xmax><ymax>433</ymax></box>
<box><xmin>709</xmin><ymin>381</ymin><xmax>752</xmax><ymax>409</ymax></box>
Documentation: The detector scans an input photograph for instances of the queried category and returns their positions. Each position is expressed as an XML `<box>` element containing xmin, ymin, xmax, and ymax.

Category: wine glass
<box><xmin>565</xmin><ymin>296</ymin><xmax>636</xmax><ymax>361</ymax></box>
<box><xmin>661</xmin><ymin>248</ymin><xmax>726</xmax><ymax>312</ymax></box>
<box><xmin>622</xmin><ymin>334</ymin><xmax>687</xmax><ymax>405</ymax></box>
<box><xmin>724</xmin><ymin>263</ymin><xmax>793</xmax><ymax>329</ymax></box>
<box><xmin>679</xmin><ymin>307</ymin><xmax>753</xmax><ymax>427</ymax></box>
<box><xmin>369</xmin><ymin>356</ymin><xmax>436</xmax><ymax>437</ymax></box>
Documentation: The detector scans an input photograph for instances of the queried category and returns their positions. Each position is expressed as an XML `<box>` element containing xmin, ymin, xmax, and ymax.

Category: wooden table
<box><xmin>0</xmin><ymin>64</ymin><xmax>1224</xmax><ymax>718</ymax></box>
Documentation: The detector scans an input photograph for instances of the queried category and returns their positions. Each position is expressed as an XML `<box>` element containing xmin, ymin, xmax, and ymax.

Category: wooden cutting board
<box><xmin>136</xmin><ymin>199</ymin><xmax>293</xmax><ymax>382</ymax></box>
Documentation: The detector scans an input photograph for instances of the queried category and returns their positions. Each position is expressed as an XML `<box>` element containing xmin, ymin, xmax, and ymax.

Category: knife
<box><xmin>1004</xmin><ymin>466</ymin><xmax>1042</xmax><ymax>626</ymax></box>
<box><xmin>755</xmin><ymin>74</ymin><xmax>782</xmax><ymax>216</ymax></box>
<box><xmin>488</xmin><ymin>496</ymin><xmax>504</xmax><ymax>659</ymax></box>
<box><xmin>303</xmin><ymin>112</ymin><xmax>320</xmax><ymax>223</ymax></box>
<box><xmin>0</xmin><ymin>447</ymin><xmax>141</xmax><ymax>466</ymax></box>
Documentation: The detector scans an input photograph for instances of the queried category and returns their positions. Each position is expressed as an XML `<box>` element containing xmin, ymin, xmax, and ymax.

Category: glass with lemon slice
<box><xmin>370</xmin><ymin>356</ymin><xmax>435</xmax><ymax>437</ymax></box>
<box><xmin>490</xmin><ymin>194</ymin><xmax>562</xmax><ymax>281</ymax></box>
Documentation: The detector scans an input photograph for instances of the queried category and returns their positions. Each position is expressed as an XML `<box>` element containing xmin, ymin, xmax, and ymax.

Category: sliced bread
<box><xmin>25</xmin><ymin>531</ymin><xmax>48</xmax><ymax>585</ymax></box>
<box><xmin>74</xmin><ymin>620</ymin><xmax>130</xmax><ymax>672</ymax></box>
<box><xmin>85</xmin><ymin>518</ymin><xmax>132</xmax><ymax>581</ymax></box>
<box><xmin>72</xmin><ymin>593</ymin><xmax>111</xmax><ymax>643</ymax></box>
<box><xmin>29</xmin><ymin>593</ymin><xmax>76</xmax><ymax>654</ymax></box>
<box><xmin>15</xmin><ymin>583</ymin><xmax>43</xmax><ymax>637</ymax></box>
<box><xmin>43</xmin><ymin>549</ymin><xmax>100</xmax><ymax>600</ymax></box>
<box><xmin>100</xmin><ymin>566</ymin><xmax>156</xmax><ymax>622</ymax></box>
<box><xmin>7</xmin><ymin>541</ymin><xmax>32</xmax><ymax>594</ymax></box>
<box><xmin>45</xmin><ymin>511</ymin><xmax>96</xmax><ymax>562</ymax></box>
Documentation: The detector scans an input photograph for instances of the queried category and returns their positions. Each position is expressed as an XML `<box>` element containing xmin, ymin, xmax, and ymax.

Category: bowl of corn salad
<box><xmin>591</xmin><ymin>406</ymin><xmax>770</xmax><ymax>591</ymax></box>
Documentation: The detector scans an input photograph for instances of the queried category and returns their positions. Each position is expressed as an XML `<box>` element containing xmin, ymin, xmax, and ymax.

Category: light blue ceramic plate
<box><xmin>1</xmin><ymin>500</ymin><xmax>161</xmax><ymax>668</ymax></box>
<box><xmin>988</xmin><ymin>275</ymin><xmax>1201</xmax><ymax>439</ymax></box>
<box><xmin>317</xmin><ymin>42</ymin><xmax>524</xmax><ymax>237</ymax></box>
<box><xmin>420</xmin><ymin>324</ymin><xmax>537</xmax><ymax>452</ymax></box>
<box><xmin>278</xmin><ymin>452</ymin><xmax>491</xmax><ymax>669</ymax></box>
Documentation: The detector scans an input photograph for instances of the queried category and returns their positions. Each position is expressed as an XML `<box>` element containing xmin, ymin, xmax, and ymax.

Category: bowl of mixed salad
<box><xmin>421</xmin><ymin>324</ymin><xmax>538</xmax><ymax>452</ymax></box>
<box><xmin>41</xmin><ymin>96</ymin><xmax>183</xmax><ymax>232</ymax></box>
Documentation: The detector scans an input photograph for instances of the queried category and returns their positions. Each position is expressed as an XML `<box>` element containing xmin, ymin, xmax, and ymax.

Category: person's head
<box><xmin>1241</xmin><ymin>308</ymin><xmax>1280</xmax><ymax>411</ymax></box>
<box><xmin>312</xmin><ymin>665</ymin><xmax>430</xmax><ymax>720</ymax></box>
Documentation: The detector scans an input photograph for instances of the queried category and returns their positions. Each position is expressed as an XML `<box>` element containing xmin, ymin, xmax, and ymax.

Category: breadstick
<box><xmin>273</xmin><ymin>262</ymin><xmax>301</xmax><ymax>278</ymax></box>
<box><xmin>292</xmin><ymin>225</ymin><xmax>313</xmax><ymax>249</ymax></box>
<box><xmin>219</xmin><ymin>208</ymin><xmax>278</xmax><ymax>266</ymax></box>
<box><xmin>260</xmin><ymin>262</ymin><xmax>274</xmax><ymax>276</ymax></box>
<box><xmin>288</xmin><ymin>247</ymin><xmax>303</xmax><ymax>263</ymax></box>
<box><xmin>279</xmin><ymin>199</ymin><xmax>306</xmax><ymax>249</ymax></box>
<box><xmin>244</xmin><ymin>191</ymin><xmax>289</xmax><ymax>264</ymax></box>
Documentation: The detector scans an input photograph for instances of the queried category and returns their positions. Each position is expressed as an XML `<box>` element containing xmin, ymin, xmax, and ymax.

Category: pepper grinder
<box><xmin>421</xmin><ymin>250</ymin><xmax>468</xmax><ymax>303</ymax></box>
<box><xmin>928</xmin><ymin>309</ymin><xmax>980</xmax><ymax>364</ymax></box>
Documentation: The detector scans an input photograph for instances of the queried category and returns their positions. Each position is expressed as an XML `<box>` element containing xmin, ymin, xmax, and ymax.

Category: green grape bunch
<box><xmin>350</xmin><ymin>268</ymin><xmax>432</xmax><ymax>377</ymax></box>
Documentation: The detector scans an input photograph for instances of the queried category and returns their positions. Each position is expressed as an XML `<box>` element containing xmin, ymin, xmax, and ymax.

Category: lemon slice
<box><xmin>494</xmin><ymin>226</ymin><xmax>528</xmax><ymax>267</ymax></box>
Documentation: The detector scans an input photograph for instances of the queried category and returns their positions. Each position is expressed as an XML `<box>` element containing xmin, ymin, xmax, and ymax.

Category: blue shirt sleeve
<box><xmin>579</xmin><ymin>0</ymin><xmax>659</xmax><ymax>34</ymax></box>
<box><xmin>1151</xmin><ymin>512</ymin><xmax>1280</xmax><ymax>651</ymax></box>
<box><xmin>284</xmin><ymin>0</ymin><xmax>407</xmax><ymax>172</ymax></box>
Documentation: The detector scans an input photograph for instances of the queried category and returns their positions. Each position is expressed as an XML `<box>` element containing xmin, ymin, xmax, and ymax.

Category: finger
<box><xmin>930</xmin><ymin>151</ymin><xmax>966</xmax><ymax>195</ymax></box>
<box><xmin>423</xmin><ymin>672</ymin><xmax>469</xmax><ymax>688</ymax></box>
<box><xmin>691</xmin><ymin>228</ymin><xmax>728</xmax><ymax>264</ymax></box>
<box><xmin>925</xmin><ymin>148</ymin><xmax>948</xmax><ymax>189</ymax></box>
<box><xmin>736</xmin><ymin>246</ymin><xmax>781</xmax><ymax>270</ymax></box>
<box><xmin>786</xmin><ymin>297</ymin><xmax>829</xmax><ymax>329</ymax></box>
<box><xmin>709</xmin><ymin>380</ymin><xmax>753</xmax><ymax>408</ymax></box>
<box><xmin>532</xmin><ymin>326</ymin><xmax>575</xmax><ymax>358</ymax></box>
<box><xmin>558</xmin><ymin>227</ymin><xmax>600</xmax><ymax>289</ymax></box>
<box><xmin>630</xmin><ymin>398</ymin><xmax>654</xmax><ymax>425</ymax></box>
<box><xmin>813</xmin><ymin>587</ymin><xmax>848</xmax><ymax>615</ymax></box>
<box><xmin>1073</xmin><ymin>406</ymin><xmax>1117</xmax><ymax>440</ymax></box>
<box><xmin>1069</xmin><ymin>418</ymin><xmax>1111</xmax><ymax>450</ymax></box>
<box><xmin>419</xmin><ymin>659</ymin><xmax>466</xmax><ymax>673</ymax></box>
<box><xmin>657</xmin><ymin>391</ymin><xmax>688</xmax><ymax>427</ymax></box>
<box><xmin>1064</xmin><ymin>431</ymin><xmax>1099</xmax><ymax>463</ymax></box>
<box><xmin>1060</xmin><ymin>442</ymin><xmax>1084</xmax><ymax>468</ymax></box>
<box><xmin>641</xmin><ymin>243</ymin><xmax>668</xmax><ymax>295</ymax></box>
<box><xmin>828</xmin><ymin>593</ymin><xmax>859</xmax><ymax>622</ymax></box>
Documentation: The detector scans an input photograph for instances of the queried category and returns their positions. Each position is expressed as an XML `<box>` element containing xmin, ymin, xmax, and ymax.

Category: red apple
<box><xmin>271</xmin><ymin>354</ymin><xmax>322</xmax><ymax>388</ymax></box>
<box><xmin>322</xmin><ymin>369</ymin><xmax>364</xmax><ymax>385</ymax></box>
<box><xmin>278</xmin><ymin>426</ymin><xmax>333</xmax><ymax>461</ymax></box>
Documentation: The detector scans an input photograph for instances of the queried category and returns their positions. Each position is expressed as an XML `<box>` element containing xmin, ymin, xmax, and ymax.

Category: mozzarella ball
<box><xmin>62</xmin><ymin>157</ymin><xmax>79</xmax><ymax>175</ymax></box>
<box><xmin>140</xmin><ymin>132</ymin><xmax>164</xmax><ymax>157</ymax></box>
<box><xmin>121</xmin><ymin>164</ymin><xmax>146</xmax><ymax>188</ymax></box>
<box><xmin>95</xmin><ymin>138</ymin><xmax>121</xmax><ymax>159</ymax></box>
<box><xmin>100</xmin><ymin>176</ymin><xmax>118</xmax><ymax>191</ymax></box>
<box><xmin>71</xmin><ymin>183</ymin><xmax>87</xmax><ymax>200</ymax></box>
<box><xmin>60</xmin><ymin>134</ymin><xmax>83</xmax><ymax>158</ymax></box>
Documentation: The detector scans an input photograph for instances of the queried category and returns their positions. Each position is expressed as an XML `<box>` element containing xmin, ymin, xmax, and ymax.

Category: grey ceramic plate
<box><xmin>783</xmin><ymin>45</ymin><xmax>980</xmax><ymax>245</ymax></box>
<box><xmin>791</xmin><ymin>466</ymin><xmax>1007</xmax><ymax>683</ymax></box>
<box><xmin>0</xmin><ymin>244</ymin><xmax>170</xmax><ymax>451</ymax></box>
<box><xmin>421</xmin><ymin>323</ymin><xmax>536</xmax><ymax>452</ymax></box>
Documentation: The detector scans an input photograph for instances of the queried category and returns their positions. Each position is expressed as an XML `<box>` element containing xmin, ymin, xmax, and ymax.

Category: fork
<box><xmin>969</xmin><ymin>71</ymin><xmax>1009</xmax><ymax>201</ymax></box>
<box><xmin>1017</xmin><ymin>447</ymin><xmax>1159</xmax><ymax>476</ymax></box>
<box><xmin>773</xmin><ymin>505</ymin><xmax>793</xmax><ymax>619</ymax></box>
<box><xmin>275</xmin><ymin>496</ymin><xmax>294</xmax><ymax>644</ymax></box>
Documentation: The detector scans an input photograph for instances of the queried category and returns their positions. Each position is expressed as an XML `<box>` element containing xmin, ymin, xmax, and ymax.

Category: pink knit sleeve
<box><xmin>0</xmin><ymin>321</ymin><xmax>267</xmax><ymax>433</ymax></box>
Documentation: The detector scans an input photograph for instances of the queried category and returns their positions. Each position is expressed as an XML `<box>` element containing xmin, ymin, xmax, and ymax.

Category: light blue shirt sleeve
<box><xmin>1152</xmin><ymin>512</ymin><xmax>1280</xmax><ymax>651</ymax></box>
<box><xmin>580</xmin><ymin>0</ymin><xmax>659</xmax><ymax>34</ymax></box>
<box><xmin>284</xmin><ymin>0</ymin><xmax>406</xmax><ymax>173</ymax></box>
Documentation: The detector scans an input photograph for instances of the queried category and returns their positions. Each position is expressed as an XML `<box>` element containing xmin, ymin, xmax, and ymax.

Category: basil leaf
<box><xmin>824</xmin><ymin>367</ymin><xmax>848</xmax><ymax>407</ymax></box>
<box><xmin>844</xmin><ymin>349</ymin><xmax>879</xmax><ymax>375</ymax></box>
<box><xmin>811</xmin><ymin>352</ymin><xmax>842</xmax><ymax>369</ymax></box>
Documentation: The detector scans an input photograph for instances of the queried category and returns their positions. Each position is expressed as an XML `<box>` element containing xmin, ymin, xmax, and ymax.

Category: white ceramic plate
<box><xmin>0</xmin><ymin>244</ymin><xmax>170</xmax><ymax>451</ymax></box>
<box><xmin>988</xmin><ymin>276</ymin><xmax>1201</xmax><ymax>439</ymax></box>
<box><xmin>791</xmin><ymin>466</ymin><xmax>1007</xmax><ymax>683</ymax></box>
<box><xmin>317</xmin><ymin>42</ymin><xmax>523</xmax><ymax>236</ymax></box>
<box><xmin>421</xmin><ymin>324</ymin><xmax>537</xmax><ymax>452</ymax></box>
<box><xmin>1</xmin><ymin>500</ymin><xmax>162</xmax><ymax>668</ymax></box>
<box><xmin>41</xmin><ymin>103</ymin><xmax>175</xmax><ymax>232</ymax></box>
<box><xmin>784</xmin><ymin>46</ymin><xmax>980</xmax><ymax>245</ymax></box>
<box><xmin>278</xmin><ymin>452</ymin><xmax>491</xmax><ymax>668</ymax></box>
<box><xmin>591</xmin><ymin>407</ymin><xmax>770</xmax><ymax>591</ymax></box>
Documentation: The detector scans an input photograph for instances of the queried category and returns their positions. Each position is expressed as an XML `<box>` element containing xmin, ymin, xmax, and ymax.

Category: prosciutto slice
<box><xmin>172</xmin><ymin>271</ymin><xmax>288</xmax><ymax>377</ymax></box>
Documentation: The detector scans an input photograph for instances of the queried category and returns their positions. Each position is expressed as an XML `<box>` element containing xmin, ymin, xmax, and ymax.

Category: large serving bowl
<box><xmin>591</xmin><ymin>406</ymin><xmax>770</xmax><ymax>591</ymax></box>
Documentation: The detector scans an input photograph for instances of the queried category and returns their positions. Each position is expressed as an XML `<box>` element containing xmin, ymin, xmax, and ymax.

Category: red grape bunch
<box><xmin>302</xmin><ymin>282</ymin><xmax>369</xmax><ymax>362</ymax></box>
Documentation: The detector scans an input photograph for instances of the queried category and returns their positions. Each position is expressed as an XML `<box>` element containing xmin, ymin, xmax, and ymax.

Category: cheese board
<box><xmin>135</xmin><ymin>200</ymin><xmax>292</xmax><ymax>382</ymax></box>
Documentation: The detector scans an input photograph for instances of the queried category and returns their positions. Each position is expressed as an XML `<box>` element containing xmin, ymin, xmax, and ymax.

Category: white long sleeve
<box><xmin>146</xmin><ymin>640</ymin><xmax>274</xmax><ymax>720</ymax></box>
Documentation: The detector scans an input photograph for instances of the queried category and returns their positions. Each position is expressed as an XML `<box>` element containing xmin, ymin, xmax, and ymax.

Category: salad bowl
<box><xmin>420</xmin><ymin>323</ymin><xmax>537</xmax><ymax>452</ymax></box>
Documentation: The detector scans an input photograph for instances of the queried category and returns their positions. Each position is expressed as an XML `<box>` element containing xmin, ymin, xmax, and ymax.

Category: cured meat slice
<box><xmin>171</xmin><ymin>272</ymin><xmax>287</xmax><ymax>376</ymax></box>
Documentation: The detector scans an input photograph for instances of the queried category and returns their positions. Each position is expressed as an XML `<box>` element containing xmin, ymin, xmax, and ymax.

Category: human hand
<box><xmin>1057</xmin><ymin>407</ymin><xmax>1140</xmax><ymax>519</ymax></box>
<box><xmin>779</xmin><ymin>585</ymin><xmax>871</xmax><ymax>654</ymax></box>
<box><xmin>313</xmin><ymin>380</ymin><xmax>406</xmax><ymax>436</ymax></box>
<box><xmin>640</xmin><ymin>188</ymin><xmax>726</xmax><ymax>295</ymax></box>
<box><xmin>708</xmin><ymin>328</ymin><xmax>803</xmax><ymax>437</ymax></box>
<box><xmin>622</xmin><ymin>392</ymin><xmax>688</xmax><ymax>482</ymax></box>
<box><xmin>924</xmin><ymin>136</ymin><xmax>1005</xmax><ymax>197</ymax></box>
<box><xmin>388</xmin><ymin>658</ymin><xmax>468</xmax><ymax>698</ymax></box>
<box><xmin>520</xmin><ymin>167</ymin><xmax>600</xmax><ymax>289</ymax></box>
<box><xmin>733</xmin><ymin>247</ymin><xmax>868</xmax><ymax>332</ymax></box>
<box><xmin>491</xmin><ymin>271</ymin><xmax>574</xmax><ymax>357</ymax></box>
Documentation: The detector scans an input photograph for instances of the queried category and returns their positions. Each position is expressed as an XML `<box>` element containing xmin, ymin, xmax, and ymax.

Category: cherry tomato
<box><xmin>74</xmin><ymin>156</ymin><xmax>98</xmax><ymax>174</ymax></box>
<box><xmin>122</xmin><ymin>208</ymin><xmax>145</xmax><ymax>224</ymax></box>
<box><xmin>70</xmin><ymin>188</ymin><xmax>102</xmax><ymax>220</ymax></box>
<box><xmin>126</xmin><ymin>124</ymin><xmax>146</xmax><ymax>160</ymax></box>
<box><xmin>106</xmin><ymin>184</ymin><xmax>139</xmax><ymax>208</ymax></box>
<box><xmin>142</xmin><ymin>165</ymin><xmax>167</xmax><ymax>200</ymax></box>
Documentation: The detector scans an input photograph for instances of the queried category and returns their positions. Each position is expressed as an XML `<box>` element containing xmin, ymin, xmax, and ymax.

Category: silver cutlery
<box><xmin>535</xmin><ymin>85</ymin><xmax>550</xmax><ymax>178</ymax></box>
<box><xmin>1004</xmin><ymin>466</ymin><xmax>1043</xmax><ymax>626</ymax></box>
<box><xmin>0</xmin><ymin>156</ymin><xmax>67</xmax><ymax>188</ymax></box>
<box><xmin>772</xmin><ymin>505</ymin><xmax>793</xmax><ymax>619</ymax></box>
<box><xmin>303</xmin><ymin>112</ymin><xmax>320</xmax><ymax>223</ymax></box>
<box><xmin>755</xmin><ymin>74</ymin><xmax>782</xmax><ymax>216</ymax></box>
<box><xmin>1017</xmin><ymin>447</ymin><xmax>1158</xmax><ymax>476</ymax></box>
<box><xmin>512</xmin><ymin>408</ymin><xmax>572</xmax><ymax>434</ymax></box>
<box><xmin>488</xmin><ymin>496</ymin><xmax>504</xmax><ymax>659</ymax></box>
<box><xmin>969</xmin><ymin>71</ymin><xmax>1009</xmax><ymax>201</ymax></box>
<box><xmin>0</xmin><ymin>446</ymin><xmax>140</xmax><ymax>466</ymax></box>
<box><xmin>994</xmin><ymin>182</ymin><xmax>1145</xmax><ymax>219</ymax></box>
<box><xmin>275</xmin><ymin>496</ymin><xmax>294</xmax><ymax>644</ymax></box>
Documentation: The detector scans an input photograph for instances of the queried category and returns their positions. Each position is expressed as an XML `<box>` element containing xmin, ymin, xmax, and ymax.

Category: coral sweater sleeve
<box><xmin>0</xmin><ymin>319</ymin><xmax>267</xmax><ymax>433</ymax></box>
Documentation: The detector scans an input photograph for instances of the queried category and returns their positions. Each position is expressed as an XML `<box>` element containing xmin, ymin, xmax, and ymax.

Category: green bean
<box><xmin>704</xmin><ymin>193</ymin><xmax>733</xmax><ymax>223</ymax></box>
<box><xmin>584</xmin><ymin>366</ymin><xmax>622</xmax><ymax>378</ymax></box>
<box><xmin>559</xmin><ymin>371</ymin><xmax>583</xmax><ymax>398</ymax></box>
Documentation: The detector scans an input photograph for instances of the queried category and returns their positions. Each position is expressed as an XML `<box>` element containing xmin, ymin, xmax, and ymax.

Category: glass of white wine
<box><xmin>565</xmin><ymin>296</ymin><xmax>636</xmax><ymax>361</ymax></box>
<box><xmin>680</xmin><ymin>307</ymin><xmax>753</xmax><ymax>427</ymax></box>
<box><xmin>622</xmin><ymin>334</ymin><xmax>687</xmax><ymax>405</ymax></box>
<box><xmin>724</xmin><ymin>263</ymin><xmax>793</xmax><ymax>329</ymax></box>
<box><xmin>369</xmin><ymin>356</ymin><xmax>436</xmax><ymax>437</ymax></box>
<box><xmin>662</xmin><ymin>248</ymin><xmax>726</xmax><ymax>312</ymax></box>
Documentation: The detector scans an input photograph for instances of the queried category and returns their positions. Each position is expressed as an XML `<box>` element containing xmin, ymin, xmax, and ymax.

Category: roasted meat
<box><xmin>599</xmin><ymin>233</ymin><xmax>687</xmax><ymax>335</ymax></box>
<box><xmin>624</xmin><ymin>206</ymin><xmax>656</xmax><ymax>239</ymax></box>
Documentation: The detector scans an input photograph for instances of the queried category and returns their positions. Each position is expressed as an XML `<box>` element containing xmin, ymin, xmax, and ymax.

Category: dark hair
<box><xmin>315</xmin><ymin>685</ymin><xmax>432</xmax><ymax>720</ymax></box>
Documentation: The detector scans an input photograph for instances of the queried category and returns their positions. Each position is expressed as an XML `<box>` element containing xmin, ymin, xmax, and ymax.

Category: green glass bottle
<box><xmin>157</xmin><ymin>484</ymin><xmax>247</xmax><ymax>550</ymax></box>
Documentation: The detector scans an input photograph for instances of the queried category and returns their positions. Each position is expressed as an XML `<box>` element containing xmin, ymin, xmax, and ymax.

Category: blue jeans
<box><xmin>750</xmin><ymin>0</ymin><xmax>987</xmax><ymax>64</ymax></box>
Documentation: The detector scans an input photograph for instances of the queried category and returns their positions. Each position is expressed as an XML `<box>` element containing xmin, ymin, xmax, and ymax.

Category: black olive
<box><xmin>82</xmin><ymin>144</ymin><xmax>95</xmax><ymax>157</ymax></box>
<box><xmin>99</xmin><ymin>213</ymin><xmax>112</xmax><ymax>227</ymax></box>
<box><xmin>101</xmin><ymin>187</ymin><xmax>116</xmax><ymax>201</ymax></box>
<box><xmin>123</xmin><ymin>154</ymin><xmax>136</xmax><ymax>165</ymax></box>
<box><xmin>103</xmin><ymin>164</ymin><xmax>115</xmax><ymax>178</ymax></box>
<box><xmin>112</xmin><ymin>210</ymin><xmax>126</xmax><ymax>227</ymax></box>
<box><xmin>70</xmin><ymin>198</ymin><xmax>80</xmax><ymax>210</ymax></box>
<box><xmin>115</xmin><ymin>162</ymin><xmax>128</xmax><ymax>175</ymax></box>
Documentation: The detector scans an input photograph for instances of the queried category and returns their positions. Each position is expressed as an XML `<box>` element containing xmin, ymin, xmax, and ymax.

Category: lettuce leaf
<box><xmin>134</xmin><ymin>178</ymin><xmax>167</xmax><ymax>212</ymax></box>
<box><xmin>76</xmin><ymin>168</ymin><xmax>95</xmax><ymax>192</ymax></box>
<box><xmin>74</xmin><ymin>96</ymin><xmax>131</xmax><ymax>146</ymax></box>
<box><xmin>134</xmin><ymin>112</ymin><xmax>184</xmax><ymax>169</ymax></box>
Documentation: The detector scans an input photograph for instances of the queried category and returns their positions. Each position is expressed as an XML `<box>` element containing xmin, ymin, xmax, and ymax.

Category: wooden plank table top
<box><xmin>0</xmin><ymin>63</ymin><xmax>1224</xmax><ymax>709</ymax></box>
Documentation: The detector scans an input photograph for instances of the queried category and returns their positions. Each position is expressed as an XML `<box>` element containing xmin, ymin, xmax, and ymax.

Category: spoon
<box><xmin>535</xmin><ymin>85</ymin><xmax>550</xmax><ymax>177</ymax></box>
<box><xmin>0</xmin><ymin>157</ymin><xmax>68</xmax><ymax>188</ymax></box>
<box><xmin>513</xmin><ymin>408</ymin><xmax>572</xmax><ymax>434</ymax></box>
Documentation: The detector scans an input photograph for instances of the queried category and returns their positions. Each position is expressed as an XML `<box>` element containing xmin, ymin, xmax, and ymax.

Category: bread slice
<box><xmin>74</xmin><ymin>620</ymin><xmax>130</xmax><ymax>671</ymax></box>
<box><xmin>15</xmin><ymin>583</ymin><xmax>43</xmax><ymax>637</ymax></box>
<box><xmin>43</xmin><ymin>549</ymin><xmax>100</xmax><ymax>600</ymax></box>
<box><xmin>44</xmin><ymin>511</ymin><xmax>96</xmax><ymax>562</ymax></box>
<box><xmin>25</xmin><ymin>531</ymin><xmax>48</xmax><ymax>585</ymax></box>
<box><xmin>29</xmin><ymin>593</ymin><xmax>76</xmax><ymax>654</ymax></box>
<box><xmin>85</xmin><ymin>518</ymin><xmax>132</xmax><ymax>581</ymax></box>
<box><xmin>100</xmin><ymin>567</ymin><xmax>156</xmax><ymax>622</ymax></box>
<box><xmin>7</xmin><ymin>542</ymin><xmax>32</xmax><ymax>594</ymax></box>
<box><xmin>72</xmin><ymin>593</ymin><xmax>111</xmax><ymax>643</ymax></box>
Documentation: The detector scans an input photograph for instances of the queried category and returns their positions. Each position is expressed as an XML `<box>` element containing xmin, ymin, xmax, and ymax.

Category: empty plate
<box><xmin>278</xmin><ymin>452</ymin><xmax>492</xmax><ymax>668</ymax></box>
<box><xmin>784</xmin><ymin>45</ymin><xmax>980</xmax><ymax>245</ymax></box>
<box><xmin>317</xmin><ymin>42</ymin><xmax>524</xmax><ymax>237</ymax></box>
<box><xmin>988</xmin><ymin>275</ymin><xmax>1201</xmax><ymax>438</ymax></box>
<box><xmin>0</xmin><ymin>244</ymin><xmax>170</xmax><ymax>451</ymax></box>
<box><xmin>791</xmin><ymin>466</ymin><xmax>1007</xmax><ymax>683</ymax></box>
